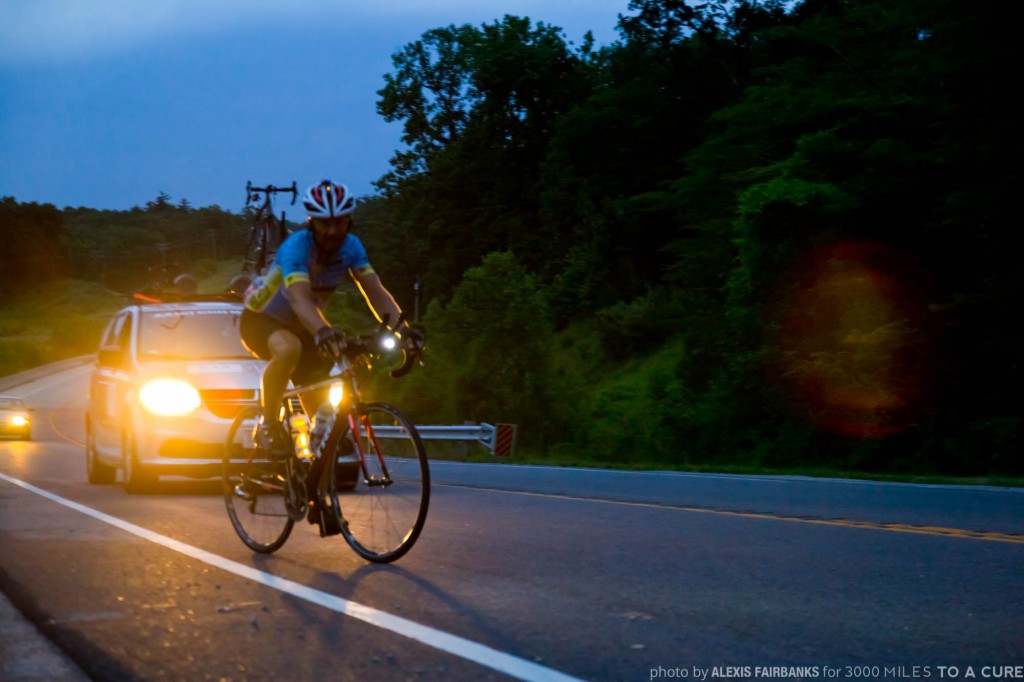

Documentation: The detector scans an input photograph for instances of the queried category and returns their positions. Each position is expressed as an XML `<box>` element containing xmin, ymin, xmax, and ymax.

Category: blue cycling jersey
<box><xmin>244</xmin><ymin>229</ymin><xmax>374</xmax><ymax>328</ymax></box>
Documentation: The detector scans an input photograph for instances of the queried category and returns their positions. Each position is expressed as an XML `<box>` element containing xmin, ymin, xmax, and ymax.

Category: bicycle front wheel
<box><xmin>223</xmin><ymin>405</ymin><xmax>294</xmax><ymax>553</ymax></box>
<box><xmin>331</xmin><ymin>402</ymin><xmax>430</xmax><ymax>563</ymax></box>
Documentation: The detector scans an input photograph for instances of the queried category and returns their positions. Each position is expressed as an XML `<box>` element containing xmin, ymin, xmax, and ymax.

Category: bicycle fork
<box><xmin>349</xmin><ymin>412</ymin><xmax>395</xmax><ymax>488</ymax></box>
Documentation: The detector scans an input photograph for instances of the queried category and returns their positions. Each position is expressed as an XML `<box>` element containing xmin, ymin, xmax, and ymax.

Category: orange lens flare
<box><xmin>767</xmin><ymin>241</ymin><xmax>937</xmax><ymax>437</ymax></box>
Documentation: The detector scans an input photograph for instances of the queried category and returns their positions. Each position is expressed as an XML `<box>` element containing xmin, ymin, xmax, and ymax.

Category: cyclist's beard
<box><xmin>313</xmin><ymin>232</ymin><xmax>347</xmax><ymax>260</ymax></box>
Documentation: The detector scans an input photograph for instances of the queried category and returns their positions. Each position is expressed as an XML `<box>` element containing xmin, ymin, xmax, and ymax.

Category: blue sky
<box><xmin>0</xmin><ymin>1</ymin><xmax>627</xmax><ymax>213</ymax></box>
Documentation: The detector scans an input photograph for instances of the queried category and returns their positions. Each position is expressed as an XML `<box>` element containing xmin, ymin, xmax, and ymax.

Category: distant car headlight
<box><xmin>139</xmin><ymin>378</ymin><xmax>201</xmax><ymax>416</ymax></box>
<box><xmin>11</xmin><ymin>416</ymin><xmax>29</xmax><ymax>427</ymax></box>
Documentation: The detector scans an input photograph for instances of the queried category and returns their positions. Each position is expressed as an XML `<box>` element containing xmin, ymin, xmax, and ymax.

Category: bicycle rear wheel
<box><xmin>223</xmin><ymin>405</ymin><xmax>294</xmax><ymax>553</ymax></box>
<box><xmin>331</xmin><ymin>402</ymin><xmax>430</xmax><ymax>563</ymax></box>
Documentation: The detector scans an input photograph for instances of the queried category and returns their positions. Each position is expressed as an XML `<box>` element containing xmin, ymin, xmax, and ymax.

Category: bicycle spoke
<box><xmin>223</xmin><ymin>406</ymin><xmax>294</xmax><ymax>553</ymax></box>
<box><xmin>333</xmin><ymin>403</ymin><xmax>429</xmax><ymax>563</ymax></box>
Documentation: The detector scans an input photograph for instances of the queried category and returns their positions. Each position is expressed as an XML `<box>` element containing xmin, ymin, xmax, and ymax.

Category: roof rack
<box><xmin>130</xmin><ymin>292</ymin><xmax>243</xmax><ymax>304</ymax></box>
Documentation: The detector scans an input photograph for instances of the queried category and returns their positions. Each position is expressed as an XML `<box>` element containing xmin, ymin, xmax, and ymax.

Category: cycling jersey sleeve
<box><xmin>345</xmin><ymin>236</ymin><xmax>372</xmax><ymax>277</ymax></box>
<box><xmin>277</xmin><ymin>232</ymin><xmax>313</xmax><ymax>287</ymax></box>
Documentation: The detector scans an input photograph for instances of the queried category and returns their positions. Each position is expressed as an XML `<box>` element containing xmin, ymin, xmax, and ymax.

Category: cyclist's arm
<box><xmin>353</xmin><ymin>271</ymin><xmax>406</xmax><ymax>330</ymax></box>
<box><xmin>283</xmin><ymin>280</ymin><xmax>332</xmax><ymax>335</ymax></box>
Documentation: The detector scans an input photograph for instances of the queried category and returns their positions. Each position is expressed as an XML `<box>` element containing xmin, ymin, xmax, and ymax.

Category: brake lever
<box><xmin>390</xmin><ymin>346</ymin><xmax>422</xmax><ymax>378</ymax></box>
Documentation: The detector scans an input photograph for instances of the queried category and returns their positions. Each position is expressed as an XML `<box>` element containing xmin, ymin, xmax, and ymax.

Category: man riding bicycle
<box><xmin>240</xmin><ymin>178</ymin><xmax>418</xmax><ymax>456</ymax></box>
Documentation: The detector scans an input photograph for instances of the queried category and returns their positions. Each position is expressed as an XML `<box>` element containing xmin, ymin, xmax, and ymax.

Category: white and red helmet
<box><xmin>303</xmin><ymin>179</ymin><xmax>355</xmax><ymax>218</ymax></box>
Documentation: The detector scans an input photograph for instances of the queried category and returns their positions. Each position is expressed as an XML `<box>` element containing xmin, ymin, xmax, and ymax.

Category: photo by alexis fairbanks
<box><xmin>649</xmin><ymin>665</ymin><xmax>1024</xmax><ymax>680</ymax></box>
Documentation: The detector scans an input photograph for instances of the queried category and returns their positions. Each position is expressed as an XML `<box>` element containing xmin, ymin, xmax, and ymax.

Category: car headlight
<box><xmin>11</xmin><ymin>416</ymin><xmax>29</xmax><ymax>427</ymax></box>
<box><xmin>139</xmin><ymin>378</ymin><xmax>201</xmax><ymax>416</ymax></box>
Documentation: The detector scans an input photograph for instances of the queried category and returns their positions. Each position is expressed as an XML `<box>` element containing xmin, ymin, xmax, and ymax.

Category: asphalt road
<box><xmin>1</xmin><ymin>363</ymin><xmax>1022</xmax><ymax>681</ymax></box>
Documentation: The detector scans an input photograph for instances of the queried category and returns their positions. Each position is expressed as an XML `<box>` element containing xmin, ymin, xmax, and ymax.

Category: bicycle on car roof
<box><xmin>241</xmin><ymin>180</ymin><xmax>297</xmax><ymax>277</ymax></box>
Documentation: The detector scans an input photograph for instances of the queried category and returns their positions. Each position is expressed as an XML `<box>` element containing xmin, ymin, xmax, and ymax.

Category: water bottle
<box><xmin>289</xmin><ymin>413</ymin><xmax>311</xmax><ymax>460</ymax></box>
<box><xmin>308</xmin><ymin>402</ymin><xmax>335</xmax><ymax>456</ymax></box>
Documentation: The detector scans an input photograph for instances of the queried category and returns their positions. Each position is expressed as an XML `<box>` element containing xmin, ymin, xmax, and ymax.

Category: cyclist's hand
<box><xmin>389</xmin><ymin>326</ymin><xmax>425</xmax><ymax>379</ymax></box>
<box><xmin>315</xmin><ymin>326</ymin><xmax>343</xmax><ymax>359</ymax></box>
<box><xmin>399</xmin><ymin>326</ymin><xmax>425</xmax><ymax>352</ymax></box>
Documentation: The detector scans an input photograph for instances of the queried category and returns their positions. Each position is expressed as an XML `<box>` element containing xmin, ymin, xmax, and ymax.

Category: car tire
<box><xmin>123</xmin><ymin>429</ymin><xmax>157</xmax><ymax>494</ymax></box>
<box><xmin>335</xmin><ymin>460</ymin><xmax>359</xmax><ymax>492</ymax></box>
<box><xmin>85</xmin><ymin>420</ymin><xmax>115</xmax><ymax>485</ymax></box>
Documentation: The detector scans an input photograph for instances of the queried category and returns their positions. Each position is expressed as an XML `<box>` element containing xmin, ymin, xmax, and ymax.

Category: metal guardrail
<box><xmin>374</xmin><ymin>422</ymin><xmax>516</xmax><ymax>456</ymax></box>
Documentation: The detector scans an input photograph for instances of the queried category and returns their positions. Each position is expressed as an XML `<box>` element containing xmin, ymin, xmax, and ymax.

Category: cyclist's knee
<box><xmin>267</xmin><ymin>329</ymin><xmax>302</xmax><ymax>362</ymax></box>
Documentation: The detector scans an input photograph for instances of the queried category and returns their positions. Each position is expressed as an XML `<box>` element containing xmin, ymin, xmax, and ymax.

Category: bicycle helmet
<box><xmin>303</xmin><ymin>179</ymin><xmax>355</xmax><ymax>218</ymax></box>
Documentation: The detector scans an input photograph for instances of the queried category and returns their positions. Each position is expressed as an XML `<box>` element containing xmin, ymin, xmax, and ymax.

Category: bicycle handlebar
<box><xmin>330</xmin><ymin>314</ymin><xmax>425</xmax><ymax>379</ymax></box>
<box><xmin>245</xmin><ymin>181</ymin><xmax>298</xmax><ymax>206</ymax></box>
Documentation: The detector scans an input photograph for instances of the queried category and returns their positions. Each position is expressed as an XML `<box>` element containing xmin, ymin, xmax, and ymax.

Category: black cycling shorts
<box><xmin>240</xmin><ymin>308</ymin><xmax>332</xmax><ymax>386</ymax></box>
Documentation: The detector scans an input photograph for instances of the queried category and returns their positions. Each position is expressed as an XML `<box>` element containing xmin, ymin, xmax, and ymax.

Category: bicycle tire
<box><xmin>223</xmin><ymin>405</ymin><xmax>294</xmax><ymax>553</ymax></box>
<box><xmin>330</xmin><ymin>402</ymin><xmax>430</xmax><ymax>564</ymax></box>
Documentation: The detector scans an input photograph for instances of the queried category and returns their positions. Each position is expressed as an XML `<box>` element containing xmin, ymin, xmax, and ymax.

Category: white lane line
<box><xmin>0</xmin><ymin>473</ymin><xmax>584</xmax><ymax>682</ymax></box>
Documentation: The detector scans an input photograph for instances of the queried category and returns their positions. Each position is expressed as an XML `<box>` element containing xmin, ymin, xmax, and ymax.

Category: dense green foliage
<box><xmin>2</xmin><ymin>0</ymin><xmax>1017</xmax><ymax>477</ymax></box>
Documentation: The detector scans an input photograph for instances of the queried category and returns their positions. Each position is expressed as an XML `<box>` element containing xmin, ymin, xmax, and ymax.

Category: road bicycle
<box><xmin>222</xmin><ymin>319</ymin><xmax>429</xmax><ymax>563</ymax></box>
<box><xmin>241</xmin><ymin>181</ymin><xmax>297</xmax><ymax>276</ymax></box>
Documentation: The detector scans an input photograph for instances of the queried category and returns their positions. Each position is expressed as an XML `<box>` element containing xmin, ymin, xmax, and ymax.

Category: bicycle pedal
<box><xmin>233</xmin><ymin>483</ymin><xmax>254</xmax><ymax>502</ymax></box>
<box><xmin>309</xmin><ymin>502</ymin><xmax>342</xmax><ymax>537</ymax></box>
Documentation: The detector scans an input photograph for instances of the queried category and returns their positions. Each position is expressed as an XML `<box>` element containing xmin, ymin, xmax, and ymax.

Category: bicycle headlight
<box><xmin>139</xmin><ymin>378</ymin><xmax>201</xmax><ymax>417</ymax></box>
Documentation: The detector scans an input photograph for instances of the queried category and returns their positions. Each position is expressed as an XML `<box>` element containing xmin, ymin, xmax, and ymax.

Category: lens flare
<box><xmin>766</xmin><ymin>241</ymin><xmax>938</xmax><ymax>437</ymax></box>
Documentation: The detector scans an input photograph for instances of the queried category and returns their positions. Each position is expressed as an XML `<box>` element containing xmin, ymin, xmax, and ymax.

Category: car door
<box><xmin>91</xmin><ymin>310</ymin><xmax>134</xmax><ymax>458</ymax></box>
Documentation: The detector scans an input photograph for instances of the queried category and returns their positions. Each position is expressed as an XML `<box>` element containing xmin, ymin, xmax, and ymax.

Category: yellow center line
<box><xmin>439</xmin><ymin>484</ymin><xmax>1024</xmax><ymax>545</ymax></box>
<box><xmin>49</xmin><ymin>408</ymin><xmax>86</xmax><ymax>447</ymax></box>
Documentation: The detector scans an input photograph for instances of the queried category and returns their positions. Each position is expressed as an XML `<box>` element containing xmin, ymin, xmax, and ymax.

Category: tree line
<box><xmin>1</xmin><ymin>0</ymin><xmax>1017</xmax><ymax>476</ymax></box>
<box><xmin>0</xmin><ymin>193</ymin><xmax>250</xmax><ymax>294</ymax></box>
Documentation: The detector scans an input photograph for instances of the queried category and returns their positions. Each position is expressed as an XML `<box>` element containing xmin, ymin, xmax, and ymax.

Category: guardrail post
<box><xmin>493</xmin><ymin>423</ymin><xmax>517</xmax><ymax>457</ymax></box>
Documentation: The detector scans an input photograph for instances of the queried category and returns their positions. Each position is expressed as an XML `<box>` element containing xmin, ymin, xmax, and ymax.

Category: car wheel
<box><xmin>123</xmin><ymin>429</ymin><xmax>156</xmax><ymax>494</ymax></box>
<box><xmin>85</xmin><ymin>420</ymin><xmax>115</xmax><ymax>485</ymax></box>
<box><xmin>335</xmin><ymin>460</ymin><xmax>360</xmax><ymax>492</ymax></box>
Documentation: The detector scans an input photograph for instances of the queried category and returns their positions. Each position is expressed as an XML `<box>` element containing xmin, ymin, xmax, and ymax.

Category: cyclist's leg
<box><xmin>242</xmin><ymin>310</ymin><xmax>302</xmax><ymax>454</ymax></box>
<box><xmin>264</xmin><ymin>329</ymin><xmax>302</xmax><ymax>423</ymax></box>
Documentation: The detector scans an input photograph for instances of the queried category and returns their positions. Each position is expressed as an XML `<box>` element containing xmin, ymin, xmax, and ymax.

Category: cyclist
<box><xmin>240</xmin><ymin>179</ymin><xmax>417</xmax><ymax>456</ymax></box>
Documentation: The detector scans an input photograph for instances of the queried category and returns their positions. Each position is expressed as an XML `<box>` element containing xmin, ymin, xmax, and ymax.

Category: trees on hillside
<box><xmin>0</xmin><ymin>195</ymin><xmax>248</xmax><ymax>294</ymax></box>
<box><xmin>372</xmin><ymin>0</ymin><xmax>1017</xmax><ymax>473</ymax></box>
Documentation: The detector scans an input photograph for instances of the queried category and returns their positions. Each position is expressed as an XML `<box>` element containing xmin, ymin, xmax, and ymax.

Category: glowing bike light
<box><xmin>329</xmin><ymin>382</ymin><xmax>343</xmax><ymax>407</ymax></box>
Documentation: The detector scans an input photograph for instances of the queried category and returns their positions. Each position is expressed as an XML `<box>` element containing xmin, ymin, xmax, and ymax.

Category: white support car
<box><xmin>85</xmin><ymin>296</ymin><xmax>265</xmax><ymax>493</ymax></box>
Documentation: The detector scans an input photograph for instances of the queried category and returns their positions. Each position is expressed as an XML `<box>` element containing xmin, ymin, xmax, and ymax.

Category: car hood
<box><xmin>136</xmin><ymin>358</ymin><xmax>266</xmax><ymax>390</ymax></box>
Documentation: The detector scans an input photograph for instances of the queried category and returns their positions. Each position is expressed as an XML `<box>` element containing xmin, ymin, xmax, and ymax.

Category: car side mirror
<box><xmin>98</xmin><ymin>346</ymin><xmax>124</xmax><ymax>367</ymax></box>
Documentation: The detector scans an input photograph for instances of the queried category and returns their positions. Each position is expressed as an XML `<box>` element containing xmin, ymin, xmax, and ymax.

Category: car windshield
<box><xmin>0</xmin><ymin>397</ymin><xmax>26</xmax><ymax>409</ymax></box>
<box><xmin>138</xmin><ymin>309</ymin><xmax>251</xmax><ymax>360</ymax></box>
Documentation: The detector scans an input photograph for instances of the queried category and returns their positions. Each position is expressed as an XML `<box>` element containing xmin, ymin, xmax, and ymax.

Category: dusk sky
<box><xmin>1</xmin><ymin>1</ymin><xmax>628</xmax><ymax>213</ymax></box>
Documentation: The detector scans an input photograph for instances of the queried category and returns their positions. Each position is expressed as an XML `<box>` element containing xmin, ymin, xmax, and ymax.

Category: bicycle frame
<box><xmin>242</xmin><ymin>181</ymin><xmax>297</xmax><ymax>275</ymax></box>
<box><xmin>281</xmin><ymin>356</ymin><xmax>393</xmax><ymax>487</ymax></box>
